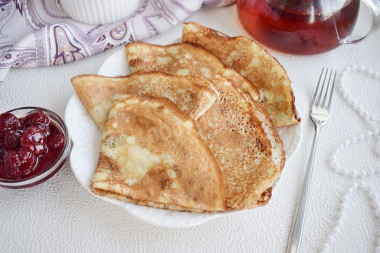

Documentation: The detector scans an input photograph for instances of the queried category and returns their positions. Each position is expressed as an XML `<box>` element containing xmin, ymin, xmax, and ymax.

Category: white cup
<box><xmin>59</xmin><ymin>0</ymin><xmax>141</xmax><ymax>25</ymax></box>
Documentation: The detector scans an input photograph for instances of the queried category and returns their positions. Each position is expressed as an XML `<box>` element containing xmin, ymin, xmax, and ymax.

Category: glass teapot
<box><xmin>237</xmin><ymin>0</ymin><xmax>380</xmax><ymax>54</ymax></box>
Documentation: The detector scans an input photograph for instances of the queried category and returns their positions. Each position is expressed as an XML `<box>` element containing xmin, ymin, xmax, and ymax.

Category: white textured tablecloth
<box><xmin>1</xmin><ymin>5</ymin><xmax>379</xmax><ymax>253</ymax></box>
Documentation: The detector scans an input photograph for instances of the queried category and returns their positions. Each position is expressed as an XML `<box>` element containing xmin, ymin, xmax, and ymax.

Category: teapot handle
<box><xmin>362</xmin><ymin>0</ymin><xmax>380</xmax><ymax>15</ymax></box>
<box><xmin>339</xmin><ymin>0</ymin><xmax>376</xmax><ymax>44</ymax></box>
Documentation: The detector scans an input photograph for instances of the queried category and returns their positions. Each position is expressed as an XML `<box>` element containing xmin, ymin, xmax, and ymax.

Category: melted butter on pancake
<box><xmin>102</xmin><ymin>135</ymin><xmax>161</xmax><ymax>185</ymax></box>
<box><xmin>157</xmin><ymin>56</ymin><xmax>171</xmax><ymax>65</ymax></box>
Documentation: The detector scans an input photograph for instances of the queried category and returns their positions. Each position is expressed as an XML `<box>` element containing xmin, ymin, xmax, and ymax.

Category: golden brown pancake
<box><xmin>125</xmin><ymin>42</ymin><xmax>260</xmax><ymax>101</ymax></box>
<box><xmin>125</xmin><ymin>41</ymin><xmax>285</xmax><ymax>208</ymax></box>
<box><xmin>91</xmin><ymin>95</ymin><xmax>226</xmax><ymax>212</ymax></box>
<box><xmin>195</xmin><ymin>75</ymin><xmax>284</xmax><ymax>209</ymax></box>
<box><xmin>182</xmin><ymin>22</ymin><xmax>300</xmax><ymax>127</ymax></box>
<box><xmin>71</xmin><ymin>72</ymin><xmax>216</xmax><ymax>130</ymax></box>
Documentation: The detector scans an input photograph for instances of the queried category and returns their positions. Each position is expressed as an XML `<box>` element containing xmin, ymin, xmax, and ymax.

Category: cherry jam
<box><xmin>0</xmin><ymin>110</ymin><xmax>65</xmax><ymax>180</ymax></box>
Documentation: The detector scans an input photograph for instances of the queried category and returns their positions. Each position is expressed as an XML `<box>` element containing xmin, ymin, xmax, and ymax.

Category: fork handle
<box><xmin>286</xmin><ymin>125</ymin><xmax>321</xmax><ymax>253</ymax></box>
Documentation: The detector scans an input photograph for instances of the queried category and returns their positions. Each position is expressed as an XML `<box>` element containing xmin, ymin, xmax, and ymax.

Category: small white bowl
<box><xmin>60</xmin><ymin>0</ymin><xmax>141</xmax><ymax>25</ymax></box>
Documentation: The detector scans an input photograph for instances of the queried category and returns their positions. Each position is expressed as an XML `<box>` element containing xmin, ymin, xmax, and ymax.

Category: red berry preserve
<box><xmin>0</xmin><ymin>110</ymin><xmax>65</xmax><ymax>180</ymax></box>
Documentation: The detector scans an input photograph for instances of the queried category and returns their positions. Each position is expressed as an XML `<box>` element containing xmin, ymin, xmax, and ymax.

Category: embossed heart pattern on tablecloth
<box><xmin>338</xmin><ymin>65</ymin><xmax>380</xmax><ymax>126</ymax></box>
<box><xmin>323</xmin><ymin>66</ymin><xmax>380</xmax><ymax>251</ymax></box>
<box><xmin>320</xmin><ymin>182</ymin><xmax>380</xmax><ymax>253</ymax></box>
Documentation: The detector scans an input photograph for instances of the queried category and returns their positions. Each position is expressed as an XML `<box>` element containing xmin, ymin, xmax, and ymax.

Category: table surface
<box><xmin>1</xmin><ymin>5</ymin><xmax>380</xmax><ymax>253</ymax></box>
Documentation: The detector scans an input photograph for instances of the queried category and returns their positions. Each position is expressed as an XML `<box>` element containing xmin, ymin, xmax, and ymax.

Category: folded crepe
<box><xmin>125</xmin><ymin>42</ymin><xmax>260</xmax><ymax>101</ymax></box>
<box><xmin>91</xmin><ymin>95</ymin><xmax>226</xmax><ymax>212</ymax></box>
<box><xmin>125</xmin><ymin>41</ymin><xmax>285</xmax><ymax>208</ymax></box>
<box><xmin>71</xmin><ymin>72</ymin><xmax>216</xmax><ymax>130</ymax></box>
<box><xmin>195</xmin><ymin>75</ymin><xmax>284</xmax><ymax>209</ymax></box>
<box><xmin>182</xmin><ymin>22</ymin><xmax>300</xmax><ymax>128</ymax></box>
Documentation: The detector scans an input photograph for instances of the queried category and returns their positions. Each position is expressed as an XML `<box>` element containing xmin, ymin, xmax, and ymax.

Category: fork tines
<box><xmin>312</xmin><ymin>68</ymin><xmax>337</xmax><ymax>110</ymax></box>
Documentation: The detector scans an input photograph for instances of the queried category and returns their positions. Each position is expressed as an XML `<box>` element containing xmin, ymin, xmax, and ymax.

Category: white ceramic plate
<box><xmin>65</xmin><ymin>48</ymin><xmax>303</xmax><ymax>228</ymax></box>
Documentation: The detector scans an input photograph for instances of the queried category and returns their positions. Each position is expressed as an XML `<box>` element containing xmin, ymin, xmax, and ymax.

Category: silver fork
<box><xmin>287</xmin><ymin>68</ymin><xmax>337</xmax><ymax>253</ymax></box>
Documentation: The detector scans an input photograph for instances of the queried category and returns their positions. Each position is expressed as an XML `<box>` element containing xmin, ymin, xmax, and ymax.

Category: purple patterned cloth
<box><xmin>0</xmin><ymin>0</ymin><xmax>235</xmax><ymax>84</ymax></box>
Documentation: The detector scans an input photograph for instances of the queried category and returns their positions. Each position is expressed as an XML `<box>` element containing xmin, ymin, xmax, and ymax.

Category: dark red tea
<box><xmin>237</xmin><ymin>0</ymin><xmax>360</xmax><ymax>54</ymax></box>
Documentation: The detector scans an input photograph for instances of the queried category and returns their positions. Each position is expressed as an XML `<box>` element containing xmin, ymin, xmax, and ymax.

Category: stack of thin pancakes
<box><xmin>72</xmin><ymin>22</ymin><xmax>299</xmax><ymax>212</ymax></box>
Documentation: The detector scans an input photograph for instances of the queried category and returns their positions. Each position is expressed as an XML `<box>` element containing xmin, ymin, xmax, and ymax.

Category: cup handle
<box><xmin>339</xmin><ymin>0</ymin><xmax>376</xmax><ymax>44</ymax></box>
